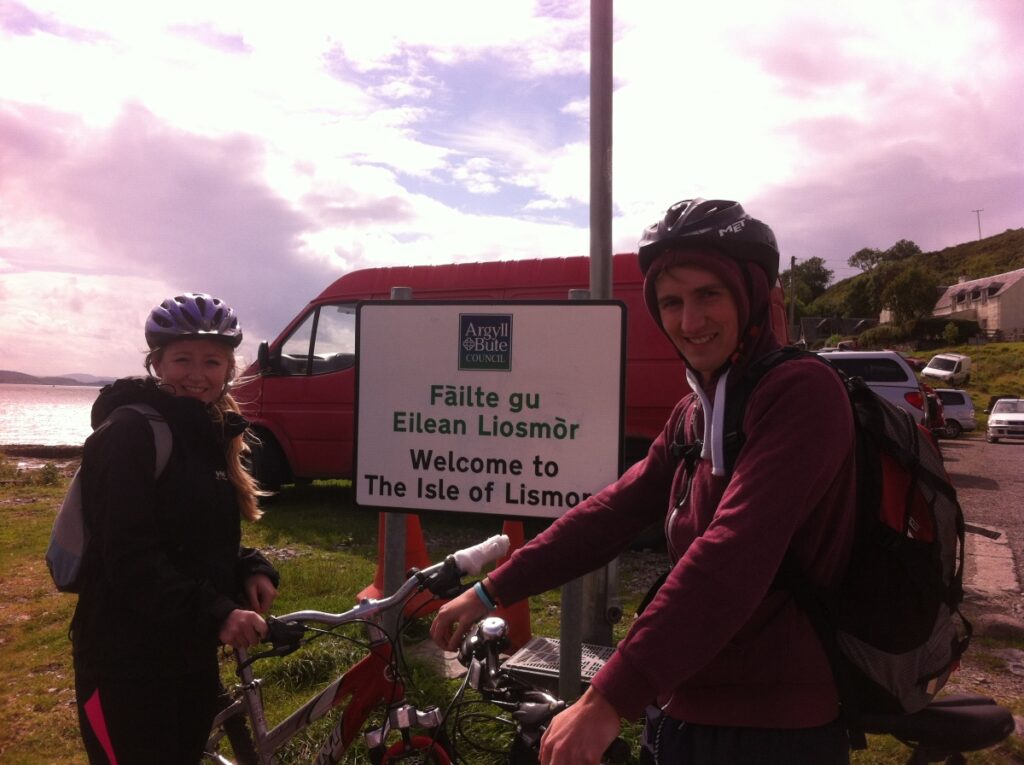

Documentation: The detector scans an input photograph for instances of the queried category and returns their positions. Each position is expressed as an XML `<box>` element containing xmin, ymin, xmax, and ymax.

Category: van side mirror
<box><xmin>257</xmin><ymin>341</ymin><xmax>280</xmax><ymax>374</ymax></box>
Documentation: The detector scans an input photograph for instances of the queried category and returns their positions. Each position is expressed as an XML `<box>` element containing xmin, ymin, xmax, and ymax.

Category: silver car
<box><xmin>935</xmin><ymin>389</ymin><xmax>976</xmax><ymax>438</ymax></box>
<box><xmin>816</xmin><ymin>351</ymin><xmax>927</xmax><ymax>425</ymax></box>
<box><xmin>987</xmin><ymin>399</ymin><xmax>1024</xmax><ymax>443</ymax></box>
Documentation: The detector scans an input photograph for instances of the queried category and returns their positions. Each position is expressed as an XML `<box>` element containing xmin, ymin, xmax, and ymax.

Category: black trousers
<box><xmin>640</xmin><ymin>708</ymin><xmax>850</xmax><ymax>765</ymax></box>
<box><xmin>75</xmin><ymin>667</ymin><xmax>219</xmax><ymax>764</ymax></box>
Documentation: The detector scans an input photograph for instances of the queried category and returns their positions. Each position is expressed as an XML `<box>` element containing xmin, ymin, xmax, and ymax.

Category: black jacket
<box><xmin>71</xmin><ymin>377</ymin><xmax>278</xmax><ymax>678</ymax></box>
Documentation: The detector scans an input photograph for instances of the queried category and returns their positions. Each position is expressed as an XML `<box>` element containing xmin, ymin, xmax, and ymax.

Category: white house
<box><xmin>932</xmin><ymin>266</ymin><xmax>1024</xmax><ymax>340</ymax></box>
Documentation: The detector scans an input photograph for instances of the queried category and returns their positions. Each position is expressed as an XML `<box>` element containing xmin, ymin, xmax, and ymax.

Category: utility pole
<box><xmin>787</xmin><ymin>255</ymin><xmax>797</xmax><ymax>337</ymax></box>
<box><xmin>972</xmin><ymin>209</ymin><xmax>984</xmax><ymax>241</ymax></box>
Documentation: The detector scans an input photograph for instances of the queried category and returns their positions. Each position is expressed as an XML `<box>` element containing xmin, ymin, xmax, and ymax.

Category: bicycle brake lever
<box><xmin>266</xmin><ymin>617</ymin><xmax>306</xmax><ymax>648</ymax></box>
<box><xmin>234</xmin><ymin>618</ymin><xmax>307</xmax><ymax>672</ymax></box>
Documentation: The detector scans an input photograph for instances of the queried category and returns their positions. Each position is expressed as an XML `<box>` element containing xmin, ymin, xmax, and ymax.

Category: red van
<box><xmin>236</xmin><ymin>253</ymin><xmax>789</xmax><ymax>488</ymax></box>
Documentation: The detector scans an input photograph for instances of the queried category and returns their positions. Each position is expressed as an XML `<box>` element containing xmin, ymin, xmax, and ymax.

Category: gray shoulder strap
<box><xmin>114</xmin><ymin>403</ymin><xmax>173</xmax><ymax>478</ymax></box>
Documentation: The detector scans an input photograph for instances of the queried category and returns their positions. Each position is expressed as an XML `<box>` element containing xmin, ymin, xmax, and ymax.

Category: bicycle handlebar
<box><xmin>451</xmin><ymin>534</ymin><xmax>510</xmax><ymax>575</ymax></box>
<box><xmin>268</xmin><ymin>534</ymin><xmax>510</xmax><ymax>631</ymax></box>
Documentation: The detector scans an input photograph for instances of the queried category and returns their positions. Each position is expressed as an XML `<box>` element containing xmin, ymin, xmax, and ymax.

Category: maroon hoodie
<box><xmin>488</xmin><ymin>249</ymin><xmax>857</xmax><ymax>728</ymax></box>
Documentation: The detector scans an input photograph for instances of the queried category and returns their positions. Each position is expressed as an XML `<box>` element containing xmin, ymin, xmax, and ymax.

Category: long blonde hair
<box><xmin>145</xmin><ymin>345</ymin><xmax>265</xmax><ymax>522</ymax></box>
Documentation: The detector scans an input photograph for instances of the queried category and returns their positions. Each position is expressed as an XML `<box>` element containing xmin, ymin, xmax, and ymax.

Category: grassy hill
<box><xmin>921</xmin><ymin>341</ymin><xmax>1024</xmax><ymax>406</ymax></box>
<box><xmin>820</xmin><ymin>227</ymin><xmax>1024</xmax><ymax>306</ymax></box>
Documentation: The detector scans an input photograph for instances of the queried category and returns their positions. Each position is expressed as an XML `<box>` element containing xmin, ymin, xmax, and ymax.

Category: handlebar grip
<box><xmin>451</xmin><ymin>534</ymin><xmax>510</xmax><ymax>575</ymax></box>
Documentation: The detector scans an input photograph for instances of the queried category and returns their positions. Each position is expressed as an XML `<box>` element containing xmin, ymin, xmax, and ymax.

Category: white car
<box><xmin>921</xmin><ymin>353</ymin><xmax>972</xmax><ymax>387</ymax></box>
<box><xmin>935</xmin><ymin>389</ymin><xmax>977</xmax><ymax>438</ymax></box>
<box><xmin>816</xmin><ymin>351</ymin><xmax>927</xmax><ymax>424</ymax></box>
<box><xmin>986</xmin><ymin>399</ymin><xmax>1024</xmax><ymax>443</ymax></box>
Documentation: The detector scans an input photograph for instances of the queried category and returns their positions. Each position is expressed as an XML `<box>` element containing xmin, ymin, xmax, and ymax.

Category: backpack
<box><xmin>668</xmin><ymin>346</ymin><xmax>970</xmax><ymax>748</ymax></box>
<box><xmin>45</xmin><ymin>403</ymin><xmax>173</xmax><ymax>593</ymax></box>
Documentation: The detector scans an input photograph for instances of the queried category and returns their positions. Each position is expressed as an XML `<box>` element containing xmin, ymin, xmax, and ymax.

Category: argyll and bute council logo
<box><xmin>459</xmin><ymin>314</ymin><xmax>512</xmax><ymax>371</ymax></box>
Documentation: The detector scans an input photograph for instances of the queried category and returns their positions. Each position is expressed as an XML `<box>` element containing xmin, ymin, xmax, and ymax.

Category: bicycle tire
<box><xmin>223</xmin><ymin>712</ymin><xmax>260</xmax><ymax>765</ymax></box>
<box><xmin>381</xmin><ymin>735</ymin><xmax>452</xmax><ymax>764</ymax></box>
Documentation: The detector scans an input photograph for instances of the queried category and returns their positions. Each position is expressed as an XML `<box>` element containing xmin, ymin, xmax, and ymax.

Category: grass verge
<box><xmin>1</xmin><ymin>462</ymin><xmax>1020</xmax><ymax>763</ymax></box>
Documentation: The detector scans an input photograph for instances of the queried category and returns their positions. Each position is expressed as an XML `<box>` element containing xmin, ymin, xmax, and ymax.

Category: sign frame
<box><xmin>354</xmin><ymin>300</ymin><xmax>626</xmax><ymax>519</ymax></box>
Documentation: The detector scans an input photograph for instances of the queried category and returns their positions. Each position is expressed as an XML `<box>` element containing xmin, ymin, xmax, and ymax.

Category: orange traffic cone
<box><xmin>359</xmin><ymin>513</ymin><xmax>434</xmax><ymax>615</ymax></box>
<box><xmin>494</xmin><ymin>519</ymin><xmax>532</xmax><ymax>651</ymax></box>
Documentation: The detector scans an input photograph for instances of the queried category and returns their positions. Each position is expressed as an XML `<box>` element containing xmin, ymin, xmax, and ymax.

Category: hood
<box><xmin>91</xmin><ymin>376</ymin><xmax>248</xmax><ymax>441</ymax></box>
<box><xmin>642</xmin><ymin>249</ymin><xmax>781</xmax><ymax>476</ymax></box>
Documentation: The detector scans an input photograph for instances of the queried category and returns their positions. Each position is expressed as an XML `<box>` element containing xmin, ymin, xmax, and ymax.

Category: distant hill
<box><xmin>819</xmin><ymin>227</ymin><xmax>1024</xmax><ymax>306</ymax></box>
<box><xmin>0</xmin><ymin>370</ymin><xmax>114</xmax><ymax>387</ymax></box>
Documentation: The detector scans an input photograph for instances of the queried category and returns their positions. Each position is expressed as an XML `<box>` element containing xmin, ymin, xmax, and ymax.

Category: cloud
<box><xmin>168</xmin><ymin>21</ymin><xmax>251</xmax><ymax>54</ymax></box>
<box><xmin>0</xmin><ymin>101</ymin><xmax>327</xmax><ymax>372</ymax></box>
<box><xmin>0</xmin><ymin>0</ymin><xmax>101</xmax><ymax>41</ymax></box>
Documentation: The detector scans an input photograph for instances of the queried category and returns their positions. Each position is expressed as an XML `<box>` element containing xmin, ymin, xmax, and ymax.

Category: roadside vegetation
<box><xmin>2</xmin><ymin>454</ymin><xmax>1021</xmax><ymax>763</ymax></box>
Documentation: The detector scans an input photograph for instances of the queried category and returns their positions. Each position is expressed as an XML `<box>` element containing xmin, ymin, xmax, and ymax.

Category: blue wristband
<box><xmin>473</xmin><ymin>581</ymin><xmax>497</xmax><ymax>610</ymax></box>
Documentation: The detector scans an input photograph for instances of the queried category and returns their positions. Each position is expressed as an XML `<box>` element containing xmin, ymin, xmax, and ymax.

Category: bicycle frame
<box><xmin>208</xmin><ymin>639</ymin><xmax>401</xmax><ymax>764</ymax></box>
<box><xmin>205</xmin><ymin>534</ymin><xmax>508</xmax><ymax>765</ymax></box>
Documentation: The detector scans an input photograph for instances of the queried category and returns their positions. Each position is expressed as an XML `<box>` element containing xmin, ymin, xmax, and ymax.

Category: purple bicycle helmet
<box><xmin>145</xmin><ymin>292</ymin><xmax>243</xmax><ymax>350</ymax></box>
<box><xmin>637</xmin><ymin>198</ymin><xmax>780</xmax><ymax>283</ymax></box>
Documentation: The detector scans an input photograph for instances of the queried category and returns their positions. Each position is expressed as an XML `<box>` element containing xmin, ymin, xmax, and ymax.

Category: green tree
<box><xmin>885</xmin><ymin>239</ymin><xmax>923</xmax><ymax>261</ymax></box>
<box><xmin>881</xmin><ymin>265</ymin><xmax>940</xmax><ymax>323</ymax></box>
<box><xmin>780</xmin><ymin>257</ymin><xmax>834</xmax><ymax>305</ymax></box>
<box><xmin>848</xmin><ymin>246</ymin><xmax>884</xmax><ymax>272</ymax></box>
<box><xmin>844</xmin><ymin>277</ymin><xmax>881</xmax><ymax>318</ymax></box>
<box><xmin>847</xmin><ymin>239</ymin><xmax>922</xmax><ymax>272</ymax></box>
<box><xmin>942</xmin><ymin>322</ymin><xmax>960</xmax><ymax>345</ymax></box>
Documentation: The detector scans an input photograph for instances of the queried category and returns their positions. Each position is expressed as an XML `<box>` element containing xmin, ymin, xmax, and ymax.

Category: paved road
<box><xmin>941</xmin><ymin>434</ymin><xmax>1024</xmax><ymax>592</ymax></box>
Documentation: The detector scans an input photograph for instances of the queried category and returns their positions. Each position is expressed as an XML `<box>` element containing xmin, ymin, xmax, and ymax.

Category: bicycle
<box><xmin>454</xmin><ymin>614</ymin><xmax>1016</xmax><ymax>765</ymax></box>
<box><xmin>204</xmin><ymin>534</ymin><xmax>511</xmax><ymax>764</ymax></box>
<box><xmin>205</xmin><ymin>528</ymin><xmax>1014</xmax><ymax>765</ymax></box>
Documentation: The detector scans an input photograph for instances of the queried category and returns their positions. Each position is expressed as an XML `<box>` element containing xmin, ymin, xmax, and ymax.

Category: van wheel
<box><xmin>944</xmin><ymin>421</ymin><xmax>962</xmax><ymax>439</ymax></box>
<box><xmin>249</xmin><ymin>432</ymin><xmax>289</xmax><ymax>491</ymax></box>
<box><xmin>987</xmin><ymin>435</ymin><xmax>999</xmax><ymax>444</ymax></box>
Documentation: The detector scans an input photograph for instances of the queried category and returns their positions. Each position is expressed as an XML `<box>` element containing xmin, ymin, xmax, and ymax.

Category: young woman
<box><xmin>71</xmin><ymin>293</ymin><xmax>279</xmax><ymax>764</ymax></box>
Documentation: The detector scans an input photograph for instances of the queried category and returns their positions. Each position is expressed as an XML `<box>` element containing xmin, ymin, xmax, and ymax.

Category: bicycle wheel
<box><xmin>223</xmin><ymin>712</ymin><xmax>260</xmax><ymax>765</ymax></box>
<box><xmin>381</xmin><ymin>735</ymin><xmax>452</xmax><ymax>764</ymax></box>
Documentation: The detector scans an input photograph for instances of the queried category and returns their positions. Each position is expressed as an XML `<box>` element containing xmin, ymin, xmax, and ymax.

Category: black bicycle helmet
<box><xmin>145</xmin><ymin>292</ymin><xmax>243</xmax><ymax>350</ymax></box>
<box><xmin>637</xmin><ymin>198</ymin><xmax>780</xmax><ymax>283</ymax></box>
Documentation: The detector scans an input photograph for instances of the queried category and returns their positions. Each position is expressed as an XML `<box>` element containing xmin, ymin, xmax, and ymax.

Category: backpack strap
<box><xmin>114</xmin><ymin>404</ymin><xmax>172</xmax><ymax>477</ymax></box>
<box><xmin>671</xmin><ymin>346</ymin><xmax>810</xmax><ymax>476</ymax></box>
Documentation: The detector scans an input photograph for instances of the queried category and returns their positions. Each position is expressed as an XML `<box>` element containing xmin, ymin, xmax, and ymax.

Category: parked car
<box><xmin>935</xmin><ymin>389</ymin><xmax>977</xmax><ymax>438</ymax></box>
<box><xmin>920</xmin><ymin>382</ymin><xmax>946</xmax><ymax>437</ymax></box>
<box><xmin>986</xmin><ymin>399</ymin><xmax>1024</xmax><ymax>443</ymax></box>
<box><xmin>984</xmin><ymin>394</ymin><xmax>1019</xmax><ymax>414</ymax></box>
<box><xmin>816</xmin><ymin>350</ymin><xmax>927</xmax><ymax>424</ymax></box>
<box><xmin>921</xmin><ymin>353</ymin><xmax>972</xmax><ymax>387</ymax></box>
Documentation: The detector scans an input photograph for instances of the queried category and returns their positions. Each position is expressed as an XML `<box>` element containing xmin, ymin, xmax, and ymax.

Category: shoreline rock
<box><xmin>1</xmin><ymin>444</ymin><xmax>84</xmax><ymax>458</ymax></box>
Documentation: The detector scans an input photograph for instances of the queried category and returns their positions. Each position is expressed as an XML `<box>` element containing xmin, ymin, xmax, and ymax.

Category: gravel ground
<box><xmin>934</xmin><ymin>433</ymin><xmax>1024</xmax><ymax>715</ymax></box>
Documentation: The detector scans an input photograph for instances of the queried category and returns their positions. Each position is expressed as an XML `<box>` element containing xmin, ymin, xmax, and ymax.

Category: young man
<box><xmin>431</xmin><ymin>199</ymin><xmax>858</xmax><ymax>764</ymax></box>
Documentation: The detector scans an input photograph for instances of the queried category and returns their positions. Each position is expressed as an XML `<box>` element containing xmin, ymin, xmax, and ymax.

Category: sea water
<box><xmin>0</xmin><ymin>383</ymin><xmax>99</xmax><ymax>446</ymax></box>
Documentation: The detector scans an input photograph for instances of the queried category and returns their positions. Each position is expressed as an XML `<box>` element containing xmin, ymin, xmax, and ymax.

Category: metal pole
<box><xmin>383</xmin><ymin>286</ymin><xmax>413</xmax><ymax>604</ymax></box>
<box><xmin>787</xmin><ymin>255</ymin><xmax>796</xmax><ymax>339</ymax></box>
<box><xmin>972</xmin><ymin>209</ymin><xmax>984</xmax><ymax>240</ymax></box>
<box><xmin>590</xmin><ymin>0</ymin><xmax>613</xmax><ymax>300</ymax></box>
<box><xmin>560</xmin><ymin>0</ymin><xmax>615</xmax><ymax>702</ymax></box>
<box><xmin>580</xmin><ymin>0</ymin><xmax>617</xmax><ymax>650</ymax></box>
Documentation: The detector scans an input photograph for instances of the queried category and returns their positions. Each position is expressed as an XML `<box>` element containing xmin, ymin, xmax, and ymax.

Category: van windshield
<box><xmin>927</xmin><ymin>357</ymin><xmax>957</xmax><ymax>372</ymax></box>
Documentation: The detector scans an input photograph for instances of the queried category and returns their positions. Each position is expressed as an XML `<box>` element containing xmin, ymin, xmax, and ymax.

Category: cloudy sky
<box><xmin>2</xmin><ymin>0</ymin><xmax>1021</xmax><ymax>377</ymax></box>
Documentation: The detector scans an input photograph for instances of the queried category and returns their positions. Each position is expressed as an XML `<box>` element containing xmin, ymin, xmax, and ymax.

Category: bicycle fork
<box><xmin>364</xmin><ymin>701</ymin><xmax>448</xmax><ymax>764</ymax></box>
